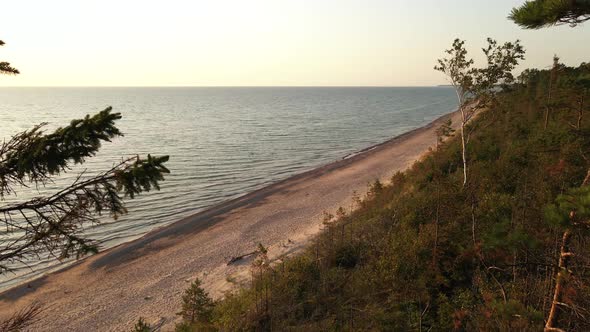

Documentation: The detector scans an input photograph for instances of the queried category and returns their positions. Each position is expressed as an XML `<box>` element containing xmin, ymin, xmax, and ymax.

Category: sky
<box><xmin>0</xmin><ymin>0</ymin><xmax>588</xmax><ymax>87</ymax></box>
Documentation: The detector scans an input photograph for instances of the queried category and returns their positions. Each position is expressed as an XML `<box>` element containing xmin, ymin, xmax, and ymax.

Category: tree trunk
<box><xmin>545</xmin><ymin>229</ymin><xmax>573</xmax><ymax>332</ymax></box>
<box><xmin>460</xmin><ymin>109</ymin><xmax>468</xmax><ymax>187</ymax></box>
<box><xmin>545</xmin><ymin>169</ymin><xmax>590</xmax><ymax>331</ymax></box>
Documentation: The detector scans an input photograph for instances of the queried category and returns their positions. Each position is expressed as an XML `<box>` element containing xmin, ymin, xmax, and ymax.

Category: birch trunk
<box><xmin>460</xmin><ymin>108</ymin><xmax>468</xmax><ymax>187</ymax></box>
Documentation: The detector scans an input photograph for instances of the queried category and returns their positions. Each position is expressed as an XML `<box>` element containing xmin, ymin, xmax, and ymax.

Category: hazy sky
<box><xmin>0</xmin><ymin>0</ymin><xmax>588</xmax><ymax>87</ymax></box>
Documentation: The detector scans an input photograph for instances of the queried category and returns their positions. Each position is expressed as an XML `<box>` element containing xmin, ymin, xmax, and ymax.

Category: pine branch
<box><xmin>0</xmin><ymin>107</ymin><xmax>122</xmax><ymax>197</ymax></box>
<box><xmin>0</xmin><ymin>155</ymin><xmax>169</xmax><ymax>269</ymax></box>
<box><xmin>0</xmin><ymin>62</ymin><xmax>19</xmax><ymax>75</ymax></box>
<box><xmin>510</xmin><ymin>0</ymin><xmax>590</xmax><ymax>29</ymax></box>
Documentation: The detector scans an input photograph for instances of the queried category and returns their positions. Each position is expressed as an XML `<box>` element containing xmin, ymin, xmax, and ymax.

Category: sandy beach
<box><xmin>0</xmin><ymin>110</ymin><xmax>460</xmax><ymax>331</ymax></box>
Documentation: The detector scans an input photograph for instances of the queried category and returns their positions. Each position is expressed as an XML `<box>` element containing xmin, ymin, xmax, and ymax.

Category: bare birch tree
<box><xmin>435</xmin><ymin>38</ymin><xmax>525</xmax><ymax>186</ymax></box>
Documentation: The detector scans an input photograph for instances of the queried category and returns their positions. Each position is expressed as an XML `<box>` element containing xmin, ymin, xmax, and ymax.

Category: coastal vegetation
<box><xmin>167</xmin><ymin>58</ymin><xmax>590</xmax><ymax>332</ymax></box>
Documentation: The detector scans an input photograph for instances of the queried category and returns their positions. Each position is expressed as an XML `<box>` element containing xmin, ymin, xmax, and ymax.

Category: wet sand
<box><xmin>0</xmin><ymin>110</ymin><xmax>460</xmax><ymax>331</ymax></box>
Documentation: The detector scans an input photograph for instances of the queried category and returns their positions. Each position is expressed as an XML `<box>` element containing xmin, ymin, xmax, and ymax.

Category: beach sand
<box><xmin>0</xmin><ymin>110</ymin><xmax>460</xmax><ymax>331</ymax></box>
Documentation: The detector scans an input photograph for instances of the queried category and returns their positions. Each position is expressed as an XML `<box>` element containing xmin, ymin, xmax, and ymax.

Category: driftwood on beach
<box><xmin>227</xmin><ymin>243</ymin><xmax>268</xmax><ymax>265</ymax></box>
<box><xmin>226</xmin><ymin>251</ymin><xmax>258</xmax><ymax>265</ymax></box>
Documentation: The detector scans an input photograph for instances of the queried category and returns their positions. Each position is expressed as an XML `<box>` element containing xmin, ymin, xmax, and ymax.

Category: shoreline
<box><xmin>0</xmin><ymin>110</ymin><xmax>460</xmax><ymax>331</ymax></box>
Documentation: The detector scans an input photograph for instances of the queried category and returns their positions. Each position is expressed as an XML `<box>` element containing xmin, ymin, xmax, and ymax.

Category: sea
<box><xmin>0</xmin><ymin>87</ymin><xmax>456</xmax><ymax>290</ymax></box>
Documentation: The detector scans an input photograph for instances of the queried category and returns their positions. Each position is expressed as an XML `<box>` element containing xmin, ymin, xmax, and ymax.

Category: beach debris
<box><xmin>226</xmin><ymin>243</ymin><xmax>267</xmax><ymax>266</ymax></box>
<box><xmin>144</xmin><ymin>296</ymin><xmax>152</xmax><ymax>300</ymax></box>
<box><xmin>226</xmin><ymin>250</ymin><xmax>258</xmax><ymax>265</ymax></box>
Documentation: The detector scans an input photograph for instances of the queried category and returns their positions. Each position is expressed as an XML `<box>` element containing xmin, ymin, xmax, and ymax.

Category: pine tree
<box><xmin>509</xmin><ymin>0</ymin><xmax>590</xmax><ymax>29</ymax></box>
<box><xmin>178</xmin><ymin>279</ymin><xmax>215</xmax><ymax>324</ymax></box>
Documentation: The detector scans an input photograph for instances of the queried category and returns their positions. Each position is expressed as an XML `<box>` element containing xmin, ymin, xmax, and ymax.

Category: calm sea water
<box><xmin>0</xmin><ymin>87</ymin><xmax>456</xmax><ymax>290</ymax></box>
